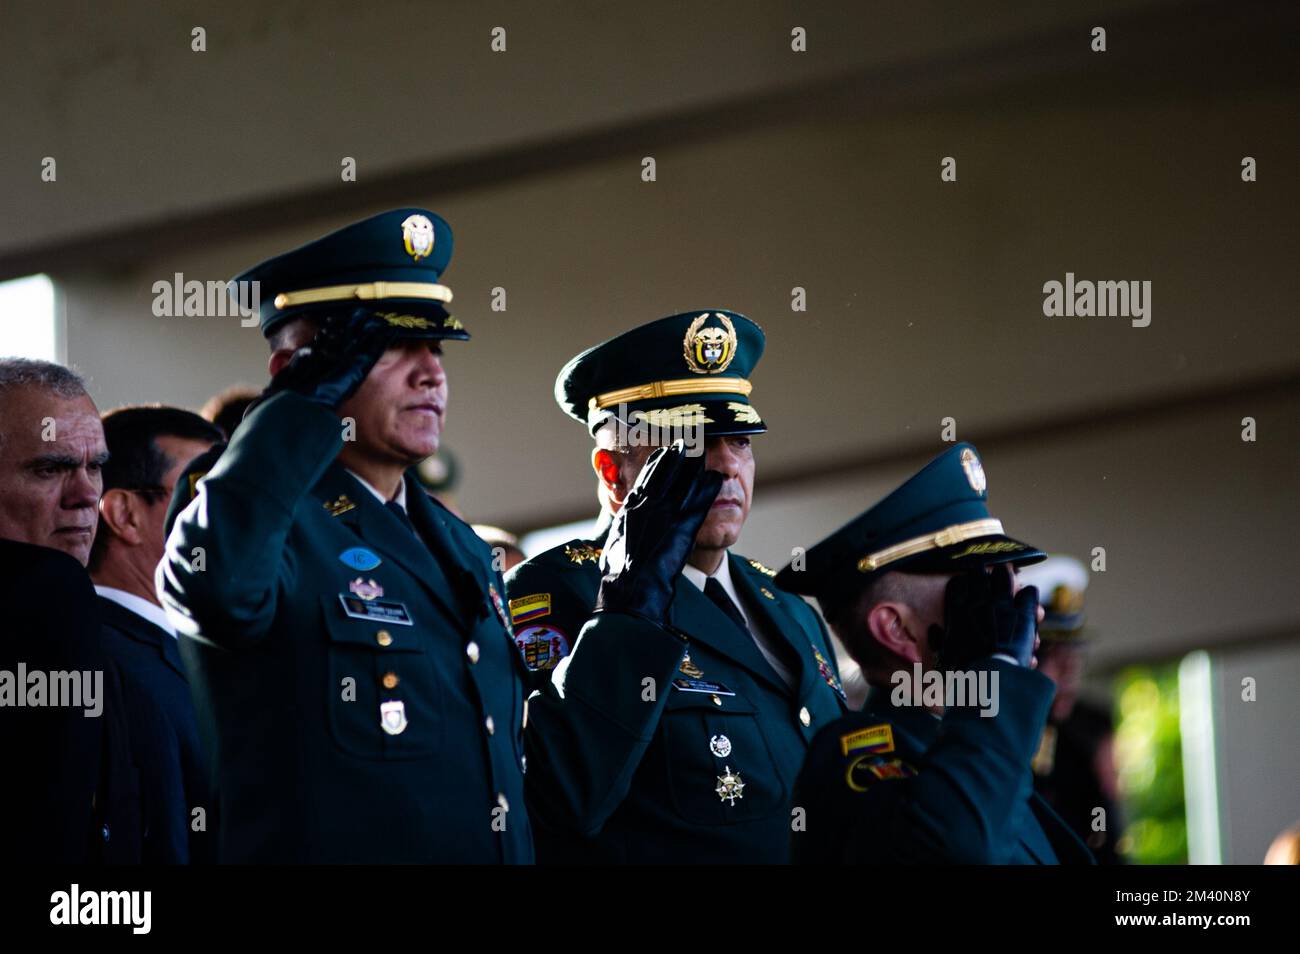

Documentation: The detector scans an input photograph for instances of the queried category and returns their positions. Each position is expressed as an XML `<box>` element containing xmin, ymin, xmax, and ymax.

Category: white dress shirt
<box><xmin>95</xmin><ymin>585</ymin><xmax>178</xmax><ymax>639</ymax></box>
<box><xmin>346</xmin><ymin>469</ymin><xmax>408</xmax><ymax>510</ymax></box>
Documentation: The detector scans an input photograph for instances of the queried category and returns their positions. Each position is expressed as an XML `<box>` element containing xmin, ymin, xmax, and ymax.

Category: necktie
<box><xmin>385</xmin><ymin>500</ymin><xmax>420</xmax><ymax>539</ymax></box>
<box><xmin>704</xmin><ymin>577</ymin><xmax>749</xmax><ymax>634</ymax></box>
<box><xmin>706</xmin><ymin>575</ymin><xmax>798</xmax><ymax>690</ymax></box>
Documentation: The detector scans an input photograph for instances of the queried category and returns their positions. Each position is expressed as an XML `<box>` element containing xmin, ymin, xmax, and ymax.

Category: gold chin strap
<box><xmin>590</xmin><ymin>376</ymin><xmax>752</xmax><ymax>411</ymax></box>
<box><xmin>856</xmin><ymin>518</ymin><xmax>1006</xmax><ymax>573</ymax></box>
<box><xmin>272</xmin><ymin>281</ymin><xmax>453</xmax><ymax>310</ymax></box>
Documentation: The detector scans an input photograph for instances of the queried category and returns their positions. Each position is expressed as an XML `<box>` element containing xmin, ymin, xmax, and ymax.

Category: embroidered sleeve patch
<box><xmin>846</xmin><ymin>754</ymin><xmax>917</xmax><ymax>792</ymax></box>
<box><xmin>508</xmin><ymin>592</ymin><xmax>551</xmax><ymax>624</ymax></box>
<box><xmin>514</xmin><ymin>624</ymin><xmax>570</xmax><ymax>671</ymax></box>
<box><xmin>840</xmin><ymin>723</ymin><xmax>894</xmax><ymax>757</ymax></box>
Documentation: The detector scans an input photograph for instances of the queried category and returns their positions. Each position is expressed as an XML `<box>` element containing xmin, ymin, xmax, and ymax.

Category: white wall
<box><xmin>1214</xmin><ymin>641</ymin><xmax>1300</xmax><ymax>864</ymax></box>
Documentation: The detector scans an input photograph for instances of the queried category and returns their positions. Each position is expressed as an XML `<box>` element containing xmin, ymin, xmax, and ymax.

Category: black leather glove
<box><xmin>930</xmin><ymin>564</ymin><xmax>1039</xmax><ymax>670</ymax></box>
<box><xmin>265</xmin><ymin>309</ymin><xmax>399</xmax><ymax>409</ymax></box>
<box><xmin>595</xmin><ymin>441</ymin><xmax>723</xmax><ymax>625</ymax></box>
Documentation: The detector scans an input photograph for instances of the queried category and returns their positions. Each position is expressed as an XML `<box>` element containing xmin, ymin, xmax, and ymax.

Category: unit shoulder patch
<box><xmin>514</xmin><ymin>623</ymin><xmax>570</xmax><ymax>671</ymax></box>
<box><xmin>845</xmin><ymin>754</ymin><xmax>917</xmax><ymax>792</ymax></box>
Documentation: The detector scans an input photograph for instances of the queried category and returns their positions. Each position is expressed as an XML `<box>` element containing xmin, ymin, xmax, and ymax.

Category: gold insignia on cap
<box><xmin>960</xmin><ymin>447</ymin><xmax>987</xmax><ymax>495</ymax></box>
<box><xmin>683</xmin><ymin>313</ymin><xmax>738</xmax><ymax>374</ymax></box>
<box><xmin>637</xmin><ymin>405</ymin><xmax>713</xmax><ymax>428</ymax></box>
<box><xmin>728</xmin><ymin>402</ymin><xmax>761</xmax><ymax>424</ymax></box>
<box><xmin>1050</xmin><ymin>584</ymin><xmax>1086</xmax><ymax>616</ymax></box>
<box><xmin>401</xmin><ymin>214</ymin><xmax>436</xmax><ymax>261</ymax></box>
<box><xmin>443</xmin><ymin>315</ymin><xmax>464</xmax><ymax>330</ymax></box>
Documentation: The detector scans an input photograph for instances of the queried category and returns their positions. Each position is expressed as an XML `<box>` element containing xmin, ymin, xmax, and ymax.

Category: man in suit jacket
<box><xmin>0</xmin><ymin>359</ymin><xmax>141</xmax><ymax>864</ymax></box>
<box><xmin>158</xmin><ymin>209</ymin><xmax>533</xmax><ymax>863</ymax></box>
<box><xmin>777</xmin><ymin>443</ymin><xmax>1094</xmax><ymax>864</ymax></box>
<box><xmin>90</xmin><ymin>405</ymin><xmax>222</xmax><ymax>863</ymax></box>
<box><xmin>507</xmin><ymin>311</ymin><xmax>847</xmax><ymax>864</ymax></box>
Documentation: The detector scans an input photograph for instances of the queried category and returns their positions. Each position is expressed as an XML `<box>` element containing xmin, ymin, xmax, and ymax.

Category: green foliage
<box><xmin>1113</xmin><ymin>664</ymin><xmax>1188</xmax><ymax>864</ymax></box>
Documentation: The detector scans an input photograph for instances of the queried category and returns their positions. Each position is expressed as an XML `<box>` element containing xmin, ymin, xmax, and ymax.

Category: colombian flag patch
<box><xmin>840</xmin><ymin>723</ymin><xmax>895</xmax><ymax>757</ymax></box>
<box><xmin>509</xmin><ymin>592</ymin><xmax>551</xmax><ymax>625</ymax></box>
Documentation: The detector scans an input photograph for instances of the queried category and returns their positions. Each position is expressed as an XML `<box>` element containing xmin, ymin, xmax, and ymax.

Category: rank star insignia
<box><xmin>324</xmin><ymin>494</ymin><xmax>357</xmax><ymax>516</ymax></box>
<box><xmin>715</xmin><ymin>766</ymin><xmax>745</xmax><ymax>805</ymax></box>
<box><xmin>563</xmin><ymin>543</ymin><xmax>601</xmax><ymax>565</ymax></box>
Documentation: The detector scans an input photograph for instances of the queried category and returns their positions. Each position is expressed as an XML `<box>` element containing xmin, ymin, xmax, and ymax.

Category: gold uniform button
<box><xmin>466</xmin><ymin>641</ymin><xmax>481</xmax><ymax>664</ymax></box>
<box><xmin>485</xmin><ymin>715</ymin><xmax>496</xmax><ymax>735</ymax></box>
<box><xmin>497</xmin><ymin>792</ymin><xmax>510</xmax><ymax>812</ymax></box>
<box><xmin>382</xmin><ymin>672</ymin><xmax>399</xmax><ymax>690</ymax></box>
<box><xmin>711</xmin><ymin>694</ymin><xmax>723</xmax><ymax>707</ymax></box>
<box><xmin>799</xmin><ymin>706</ymin><xmax>812</xmax><ymax>727</ymax></box>
<box><xmin>376</xmin><ymin>630</ymin><xmax>393</xmax><ymax>647</ymax></box>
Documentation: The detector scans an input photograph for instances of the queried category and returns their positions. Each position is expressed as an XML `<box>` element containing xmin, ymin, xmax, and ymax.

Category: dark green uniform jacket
<box><xmin>506</xmin><ymin>536</ymin><xmax>847</xmax><ymax>863</ymax></box>
<box><xmin>791</xmin><ymin>659</ymin><xmax>1094</xmax><ymax>864</ymax></box>
<box><xmin>159</xmin><ymin>392</ymin><xmax>532</xmax><ymax>863</ymax></box>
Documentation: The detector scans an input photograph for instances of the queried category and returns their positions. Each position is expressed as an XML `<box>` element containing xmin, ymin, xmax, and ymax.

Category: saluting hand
<box><xmin>595</xmin><ymin>440</ymin><xmax>723</xmax><ymax>626</ymax></box>
<box><xmin>930</xmin><ymin>563</ymin><xmax>1040</xmax><ymax>671</ymax></box>
<box><xmin>266</xmin><ymin>309</ymin><xmax>399</xmax><ymax>409</ymax></box>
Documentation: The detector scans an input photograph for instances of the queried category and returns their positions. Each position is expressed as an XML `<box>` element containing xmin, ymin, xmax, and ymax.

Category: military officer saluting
<box><xmin>777</xmin><ymin>444</ymin><xmax>1094</xmax><ymax>864</ymax></box>
<box><xmin>158</xmin><ymin>210</ymin><xmax>532</xmax><ymax>863</ymax></box>
<box><xmin>509</xmin><ymin>311</ymin><xmax>847</xmax><ymax>863</ymax></box>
